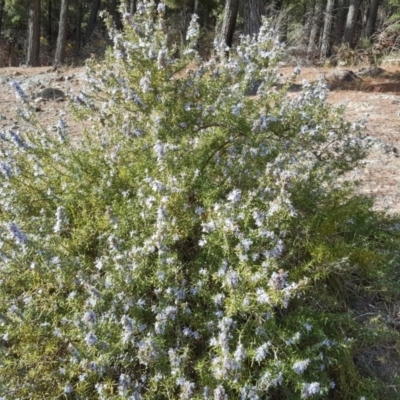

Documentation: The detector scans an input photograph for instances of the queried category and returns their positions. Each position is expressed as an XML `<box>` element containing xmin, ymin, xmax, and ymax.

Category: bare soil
<box><xmin>282</xmin><ymin>64</ymin><xmax>400</xmax><ymax>215</ymax></box>
<box><xmin>1</xmin><ymin>64</ymin><xmax>400</xmax><ymax>214</ymax></box>
<box><xmin>0</xmin><ymin>66</ymin><xmax>88</xmax><ymax>138</ymax></box>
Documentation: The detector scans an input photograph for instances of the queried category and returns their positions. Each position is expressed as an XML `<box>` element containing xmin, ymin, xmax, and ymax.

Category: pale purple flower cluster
<box><xmin>53</xmin><ymin>206</ymin><xmax>68</xmax><ymax>233</ymax></box>
<box><xmin>301</xmin><ymin>382</ymin><xmax>321</xmax><ymax>398</ymax></box>
<box><xmin>85</xmin><ymin>332</ymin><xmax>98</xmax><ymax>346</ymax></box>
<box><xmin>293</xmin><ymin>359</ymin><xmax>310</xmax><ymax>374</ymax></box>
<box><xmin>6</xmin><ymin>222</ymin><xmax>27</xmax><ymax>245</ymax></box>
<box><xmin>0</xmin><ymin>162</ymin><xmax>13</xmax><ymax>179</ymax></box>
<box><xmin>186</xmin><ymin>14</ymin><xmax>199</xmax><ymax>42</ymax></box>
<box><xmin>7</xmin><ymin>130</ymin><xmax>28</xmax><ymax>148</ymax></box>
<box><xmin>254</xmin><ymin>342</ymin><xmax>270</xmax><ymax>362</ymax></box>
<box><xmin>10</xmin><ymin>80</ymin><xmax>28</xmax><ymax>102</ymax></box>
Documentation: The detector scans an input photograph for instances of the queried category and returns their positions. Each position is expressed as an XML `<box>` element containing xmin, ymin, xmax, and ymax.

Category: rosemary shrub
<box><xmin>0</xmin><ymin>2</ymin><xmax>399</xmax><ymax>399</ymax></box>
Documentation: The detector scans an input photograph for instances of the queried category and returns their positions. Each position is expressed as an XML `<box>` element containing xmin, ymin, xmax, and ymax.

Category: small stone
<box><xmin>325</xmin><ymin>69</ymin><xmax>362</xmax><ymax>83</ymax></box>
<box><xmin>357</xmin><ymin>66</ymin><xmax>386</xmax><ymax>77</ymax></box>
<box><xmin>35</xmin><ymin>88</ymin><xmax>66</xmax><ymax>101</ymax></box>
<box><xmin>245</xmin><ymin>79</ymin><xmax>263</xmax><ymax>96</ymax></box>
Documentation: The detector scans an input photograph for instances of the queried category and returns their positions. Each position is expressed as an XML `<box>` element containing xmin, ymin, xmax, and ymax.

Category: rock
<box><xmin>35</xmin><ymin>88</ymin><xmax>66</xmax><ymax>101</ymax></box>
<box><xmin>275</xmin><ymin>74</ymin><xmax>288</xmax><ymax>86</ymax></box>
<box><xmin>245</xmin><ymin>79</ymin><xmax>263</xmax><ymax>96</ymax></box>
<box><xmin>357</xmin><ymin>66</ymin><xmax>386</xmax><ymax>77</ymax></box>
<box><xmin>287</xmin><ymin>45</ymin><xmax>308</xmax><ymax>58</ymax></box>
<box><xmin>325</xmin><ymin>69</ymin><xmax>361</xmax><ymax>82</ymax></box>
<box><xmin>246</xmin><ymin>75</ymin><xmax>302</xmax><ymax>96</ymax></box>
<box><xmin>324</xmin><ymin>69</ymin><xmax>363</xmax><ymax>89</ymax></box>
<box><xmin>383</xmin><ymin>144</ymin><xmax>399</xmax><ymax>156</ymax></box>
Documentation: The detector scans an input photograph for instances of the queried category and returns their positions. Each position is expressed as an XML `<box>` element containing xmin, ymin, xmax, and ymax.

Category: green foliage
<box><xmin>3</xmin><ymin>0</ymin><xmax>28</xmax><ymax>27</ymax></box>
<box><xmin>1</xmin><ymin>1</ymin><xmax>400</xmax><ymax>399</ymax></box>
<box><xmin>164</xmin><ymin>0</ymin><xmax>189</xmax><ymax>9</ymax></box>
<box><xmin>164</xmin><ymin>0</ymin><xmax>218</xmax><ymax>12</ymax></box>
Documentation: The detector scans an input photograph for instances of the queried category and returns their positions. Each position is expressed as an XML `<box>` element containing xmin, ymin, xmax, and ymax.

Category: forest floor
<box><xmin>1</xmin><ymin>63</ymin><xmax>400</xmax><ymax>215</ymax></box>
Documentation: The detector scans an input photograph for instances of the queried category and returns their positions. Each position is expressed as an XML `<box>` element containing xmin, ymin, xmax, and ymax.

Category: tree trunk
<box><xmin>0</xmin><ymin>0</ymin><xmax>5</xmax><ymax>36</ymax></box>
<box><xmin>365</xmin><ymin>0</ymin><xmax>380</xmax><ymax>37</ymax></box>
<box><xmin>342</xmin><ymin>0</ymin><xmax>360</xmax><ymax>47</ymax></box>
<box><xmin>307</xmin><ymin>0</ymin><xmax>325</xmax><ymax>59</ymax></box>
<box><xmin>302</xmin><ymin>0</ymin><xmax>315</xmax><ymax>46</ymax></box>
<box><xmin>265</xmin><ymin>0</ymin><xmax>284</xmax><ymax>37</ymax></box>
<box><xmin>75</xmin><ymin>0</ymin><xmax>82</xmax><ymax>53</ymax></box>
<box><xmin>279</xmin><ymin>15</ymin><xmax>288</xmax><ymax>43</ymax></box>
<box><xmin>110</xmin><ymin>0</ymin><xmax>122</xmax><ymax>29</ymax></box>
<box><xmin>26</xmin><ymin>0</ymin><xmax>41</xmax><ymax>67</ymax></box>
<box><xmin>243</xmin><ymin>0</ymin><xmax>264</xmax><ymax>37</ymax></box>
<box><xmin>216</xmin><ymin>0</ymin><xmax>240</xmax><ymax>49</ymax></box>
<box><xmin>85</xmin><ymin>0</ymin><xmax>101</xmax><ymax>46</ymax></box>
<box><xmin>193</xmin><ymin>0</ymin><xmax>200</xmax><ymax>14</ymax></box>
<box><xmin>53</xmin><ymin>0</ymin><xmax>69</xmax><ymax>67</ymax></box>
<box><xmin>130</xmin><ymin>0</ymin><xmax>137</xmax><ymax>15</ymax></box>
<box><xmin>334</xmin><ymin>0</ymin><xmax>346</xmax><ymax>45</ymax></box>
<box><xmin>302</xmin><ymin>0</ymin><xmax>311</xmax><ymax>26</ymax></box>
<box><xmin>362</xmin><ymin>1</ymin><xmax>368</xmax><ymax>30</ymax></box>
<box><xmin>46</xmin><ymin>0</ymin><xmax>52</xmax><ymax>47</ymax></box>
<box><xmin>266</xmin><ymin>0</ymin><xmax>284</xmax><ymax>16</ymax></box>
<box><xmin>111</xmin><ymin>0</ymin><xmax>117</xmax><ymax>18</ymax></box>
<box><xmin>320</xmin><ymin>0</ymin><xmax>335</xmax><ymax>59</ymax></box>
<box><xmin>193</xmin><ymin>0</ymin><xmax>206</xmax><ymax>27</ymax></box>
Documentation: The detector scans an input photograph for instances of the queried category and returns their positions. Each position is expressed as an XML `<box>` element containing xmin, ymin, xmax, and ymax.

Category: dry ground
<box><xmin>1</xmin><ymin>64</ymin><xmax>400</xmax><ymax>214</ymax></box>
<box><xmin>281</xmin><ymin>64</ymin><xmax>400</xmax><ymax>215</ymax></box>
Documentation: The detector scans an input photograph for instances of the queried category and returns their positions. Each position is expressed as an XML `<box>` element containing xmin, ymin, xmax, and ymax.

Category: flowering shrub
<box><xmin>1</xmin><ymin>1</ymin><xmax>400</xmax><ymax>399</ymax></box>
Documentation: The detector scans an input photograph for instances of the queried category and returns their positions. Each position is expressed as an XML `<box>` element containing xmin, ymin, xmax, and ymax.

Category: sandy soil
<box><xmin>1</xmin><ymin>64</ymin><xmax>400</xmax><ymax>214</ymax></box>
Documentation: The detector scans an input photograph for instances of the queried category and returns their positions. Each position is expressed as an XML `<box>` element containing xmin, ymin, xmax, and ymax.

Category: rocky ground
<box><xmin>1</xmin><ymin>64</ymin><xmax>400</xmax><ymax>214</ymax></box>
<box><xmin>0</xmin><ymin>66</ymin><xmax>89</xmax><ymax>138</ymax></box>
